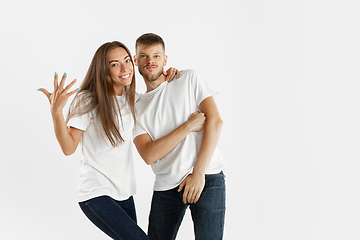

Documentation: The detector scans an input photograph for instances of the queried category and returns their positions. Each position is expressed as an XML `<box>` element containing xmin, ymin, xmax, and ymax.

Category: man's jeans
<box><xmin>79</xmin><ymin>195</ymin><xmax>149</xmax><ymax>240</ymax></box>
<box><xmin>148</xmin><ymin>172</ymin><xmax>226</xmax><ymax>240</ymax></box>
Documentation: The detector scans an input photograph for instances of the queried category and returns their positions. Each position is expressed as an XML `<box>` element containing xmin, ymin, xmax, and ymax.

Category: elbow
<box><xmin>217</xmin><ymin>118</ymin><xmax>224</xmax><ymax>129</ymax></box>
<box><xmin>143</xmin><ymin>154</ymin><xmax>158</xmax><ymax>165</ymax></box>
<box><xmin>137</xmin><ymin>143</ymin><xmax>159</xmax><ymax>165</ymax></box>
<box><xmin>62</xmin><ymin>148</ymin><xmax>75</xmax><ymax>156</ymax></box>
<box><xmin>144</xmin><ymin>159</ymin><xmax>153</xmax><ymax>165</ymax></box>
<box><xmin>210</xmin><ymin>117</ymin><xmax>223</xmax><ymax>130</ymax></box>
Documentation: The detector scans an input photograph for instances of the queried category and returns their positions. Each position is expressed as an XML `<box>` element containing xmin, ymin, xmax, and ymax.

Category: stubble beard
<box><xmin>139</xmin><ymin>66</ymin><xmax>163</xmax><ymax>82</ymax></box>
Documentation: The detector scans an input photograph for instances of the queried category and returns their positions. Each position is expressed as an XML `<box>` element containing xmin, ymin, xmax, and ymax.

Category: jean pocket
<box><xmin>205</xmin><ymin>172</ymin><xmax>225</xmax><ymax>188</ymax></box>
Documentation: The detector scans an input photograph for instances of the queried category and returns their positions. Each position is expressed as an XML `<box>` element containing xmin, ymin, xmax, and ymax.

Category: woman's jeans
<box><xmin>79</xmin><ymin>195</ymin><xmax>149</xmax><ymax>240</ymax></box>
<box><xmin>148</xmin><ymin>172</ymin><xmax>226</xmax><ymax>240</ymax></box>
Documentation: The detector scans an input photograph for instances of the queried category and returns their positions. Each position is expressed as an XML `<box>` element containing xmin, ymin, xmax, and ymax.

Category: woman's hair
<box><xmin>66</xmin><ymin>41</ymin><xmax>136</xmax><ymax>147</ymax></box>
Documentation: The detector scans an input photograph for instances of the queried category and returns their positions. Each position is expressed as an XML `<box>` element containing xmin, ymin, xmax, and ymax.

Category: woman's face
<box><xmin>108</xmin><ymin>47</ymin><xmax>134</xmax><ymax>95</ymax></box>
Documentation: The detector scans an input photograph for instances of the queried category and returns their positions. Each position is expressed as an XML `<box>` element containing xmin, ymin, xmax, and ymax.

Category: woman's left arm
<box><xmin>178</xmin><ymin>96</ymin><xmax>223</xmax><ymax>204</ymax></box>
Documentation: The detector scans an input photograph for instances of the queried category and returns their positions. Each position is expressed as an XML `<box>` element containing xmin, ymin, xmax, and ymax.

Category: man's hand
<box><xmin>187</xmin><ymin>111</ymin><xmax>206</xmax><ymax>132</ymax></box>
<box><xmin>178</xmin><ymin>172</ymin><xmax>205</xmax><ymax>204</ymax></box>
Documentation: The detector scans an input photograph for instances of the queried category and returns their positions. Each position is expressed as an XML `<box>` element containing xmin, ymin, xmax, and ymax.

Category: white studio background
<box><xmin>0</xmin><ymin>0</ymin><xmax>359</xmax><ymax>239</ymax></box>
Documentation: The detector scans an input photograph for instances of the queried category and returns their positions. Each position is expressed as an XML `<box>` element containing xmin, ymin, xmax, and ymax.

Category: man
<box><xmin>133</xmin><ymin>33</ymin><xmax>226</xmax><ymax>240</ymax></box>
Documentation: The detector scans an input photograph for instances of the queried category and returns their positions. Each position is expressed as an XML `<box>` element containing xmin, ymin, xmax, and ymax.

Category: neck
<box><xmin>145</xmin><ymin>74</ymin><xmax>166</xmax><ymax>93</ymax></box>
<box><xmin>113</xmin><ymin>85</ymin><xmax>124</xmax><ymax>96</ymax></box>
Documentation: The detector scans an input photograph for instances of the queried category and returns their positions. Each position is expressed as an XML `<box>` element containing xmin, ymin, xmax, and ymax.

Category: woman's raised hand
<box><xmin>38</xmin><ymin>72</ymin><xmax>80</xmax><ymax>115</ymax></box>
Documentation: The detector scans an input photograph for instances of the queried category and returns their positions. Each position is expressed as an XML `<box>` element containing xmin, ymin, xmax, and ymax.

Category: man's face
<box><xmin>134</xmin><ymin>43</ymin><xmax>167</xmax><ymax>81</ymax></box>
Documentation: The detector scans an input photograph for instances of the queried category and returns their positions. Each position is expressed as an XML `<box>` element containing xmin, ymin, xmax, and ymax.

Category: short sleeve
<box><xmin>66</xmin><ymin>93</ymin><xmax>93</xmax><ymax>131</ymax></box>
<box><xmin>133</xmin><ymin>121</ymin><xmax>148</xmax><ymax>139</ymax></box>
<box><xmin>67</xmin><ymin>111</ymin><xmax>92</xmax><ymax>131</ymax></box>
<box><xmin>189</xmin><ymin>70</ymin><xmax>218</xmax><ymax>106</ymax></box>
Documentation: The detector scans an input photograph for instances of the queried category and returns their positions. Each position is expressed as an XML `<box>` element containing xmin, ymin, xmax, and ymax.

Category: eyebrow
<box><xmin>139</xmin><ymin>52</ymin><xmax>161</xmax><ymax>55</ymax></box>
<box><xmin>109</xmin><ymin>55</ymin><xmax>130</xmax><ymax>64</ymax></box>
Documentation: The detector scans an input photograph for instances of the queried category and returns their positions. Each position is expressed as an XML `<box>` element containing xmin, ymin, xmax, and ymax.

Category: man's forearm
<box><xmin>134</xmin><ymin>111</ymin><xmax>205</xmax><ymax>165</ymax></box>
<box><xmin>135</xmin><ymin>121</ymin><xmax>193</xmax><ymax>165</ymax></box>
<box><xmin>193</xmin><ymin>117</ymin><xmax>223</xmax><ymax>174</ymax></box>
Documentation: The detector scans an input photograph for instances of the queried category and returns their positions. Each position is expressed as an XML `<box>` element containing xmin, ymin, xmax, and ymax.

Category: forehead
<box><xmin>108</xmin><ymin>47</ymin><xmax>128</xmax><ymax>60</ymax></box>
<box><xmin>136</xmin><ymin>43</ymin><xmax>164</xmax><ymax>54</ymax></box>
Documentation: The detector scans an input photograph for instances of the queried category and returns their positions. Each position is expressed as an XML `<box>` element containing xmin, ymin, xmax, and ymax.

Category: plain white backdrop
<box><xmin>1</xmin><ymin>0</ymin><xmax>359</xmax><ymax>239</ymax></box>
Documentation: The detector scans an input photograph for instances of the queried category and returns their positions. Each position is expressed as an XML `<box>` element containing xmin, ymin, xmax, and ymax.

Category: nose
<box><xmin>146</xmin><ymin>56</ymin><xmax>155</xmax><ymax>64</ymax></box>
<box><xmin>119</xmin><ymin>62</ymin><xmax>130</xmax><ymax>72</ymax></box>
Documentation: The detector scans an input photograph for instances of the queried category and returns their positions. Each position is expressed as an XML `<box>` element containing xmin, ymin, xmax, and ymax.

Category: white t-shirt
<box><xmin>68</xmin><ymin>92</ymin><xmax>137</xmax><ymax>202</ymax></box>
<box><xmin>134</xmin><ymin>69</ymin><xmax>225</xmax><ymax>191</ymax></box>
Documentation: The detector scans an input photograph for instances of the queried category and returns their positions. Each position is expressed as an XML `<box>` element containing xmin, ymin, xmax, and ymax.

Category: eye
<box><xmin>111</xmin><ymin>63</ymin><xmax>118</xmax><ymax>67</ymax></box>
<box><xmin>155</xmin><ymin>55</ymin><xmax>160</xmax><ymax>58</ymax></box>
<box><xmin>126</xmin><ymin>59</ymin><xmax>131</xmax><ymax>63</ymax></box>
<box><xmin>141</xmin><ymin>54</ymin><xmax>146</xmax><ymax>58</ymax></box>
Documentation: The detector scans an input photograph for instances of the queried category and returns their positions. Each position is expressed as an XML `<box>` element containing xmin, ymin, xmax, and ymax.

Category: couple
<box><xmin>39</xmin><ymin>33</ymin><xmax>225</xmax><ymax>240</ymax></box>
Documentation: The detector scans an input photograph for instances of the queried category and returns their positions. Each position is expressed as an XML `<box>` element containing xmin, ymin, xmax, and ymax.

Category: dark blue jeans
<box><xmin>79</xmin><ymin>195</ymin><xmax>149</xmax><ymax>240</ymax></box>
<box><xmin>148</xmin><ymin>172</ymin><xmax>226</xmax><ymax>240</ymax></box>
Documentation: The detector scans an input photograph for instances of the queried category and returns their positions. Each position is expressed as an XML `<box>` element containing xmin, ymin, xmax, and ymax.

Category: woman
<box><xmin>38</xmin><ymin>41</ymin><xmax>206</xmax><ymax>240</ymax></box>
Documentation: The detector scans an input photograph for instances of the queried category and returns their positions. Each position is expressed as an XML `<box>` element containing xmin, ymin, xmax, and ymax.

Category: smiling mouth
<box><xmin>120</xmin><ymin>73</ymin><xmax>131</xmax><ymax>79</ymax></box>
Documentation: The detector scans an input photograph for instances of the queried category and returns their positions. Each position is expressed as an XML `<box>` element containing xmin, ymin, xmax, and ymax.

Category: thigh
<box><xmin>148</xmin><ymin>188</ymin><xmax>187</xmax><ymax>240</ymax></box>
<box><xmin>115</xmin><ymin>196</ymin><xmax>137</xmax><ymax>223</ymax></box>
<box><xmin>190</xmin><ymin>172</ymin><xmax>226</xmax><ymax>240</ymax></box>
<box><xmin>79</xmin><ymin>195</ymin><xmax>149</xmax><ymax>240</ymax></box>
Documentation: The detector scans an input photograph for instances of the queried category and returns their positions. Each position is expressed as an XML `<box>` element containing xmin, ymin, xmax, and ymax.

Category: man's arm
<box><xmin>178</xmin><ymin>96</ymin><xmax>223</xmax><ymax>204</ymax></box>
<box><xmin>133</xmin><ymin>111</ymin><xmax>206</xmax><ymax>165</ymax></box>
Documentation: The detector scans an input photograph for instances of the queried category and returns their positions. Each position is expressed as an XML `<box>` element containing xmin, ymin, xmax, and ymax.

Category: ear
<box><xmin>133</xmin><ymin>55</ymin><xmax>138</xmax><ymax>66</ymax></box>
<box><xmin>163</xmin><ymin>55</ymin><xmax>168</xmax><ymax>66</ymax></box>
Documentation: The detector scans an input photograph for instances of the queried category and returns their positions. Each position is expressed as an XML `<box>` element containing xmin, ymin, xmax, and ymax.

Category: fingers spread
<box><xmin>64</xmin><ymin>79</ymin><xmax>77</xmax><ymax>92</ymax></box>
<box><xmin>58</xmin><ymin>72</ymin><xmax>67</xmax><ymax>91</ymax></box>
<box><xmin>38</xmin><ymin>88</ymin><xmax>51</xmax><ymax>102</ymax></box>
<box><xmin>53</xmin><ymin>72</ymin><xmax>58</xmax><ymax>92</ymax></box>
<box><xmin>66</xmin><ymin>87</ymin><xmax>81</xmax><ymax>98</ymax></box>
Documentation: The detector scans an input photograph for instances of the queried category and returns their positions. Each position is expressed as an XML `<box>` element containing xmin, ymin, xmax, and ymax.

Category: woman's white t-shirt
<box><xmin>68</xmin><ymin>93</ymin><xmax>136</xmax><ymax>202</ymax></box>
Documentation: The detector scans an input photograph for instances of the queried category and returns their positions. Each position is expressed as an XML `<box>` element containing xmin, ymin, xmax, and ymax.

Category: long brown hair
<box><xmin>66</xmin><ymin>41</ymin><xmax>136</xmax><ymax>146</ymax></box>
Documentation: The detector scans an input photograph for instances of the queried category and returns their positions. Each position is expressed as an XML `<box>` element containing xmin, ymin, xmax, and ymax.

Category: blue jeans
<box><xmin>148</xmin><ymin>172</ymin><xmax>226</xmax><ymax>240</ymax></box>
<box><xmin>79</xmin><ymin>195</ymin><xmax>149</xmax><ymax>240</ymax></box>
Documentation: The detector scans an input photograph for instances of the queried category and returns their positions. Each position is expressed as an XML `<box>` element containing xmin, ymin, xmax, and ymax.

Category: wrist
<box><xmin>192</xmin><ymin>168</ymin><xmax>205</xmax><ymax>177</ymax></box>
<box><xmin>51</xmin><ymin>110</ymin><xmax>63</xmax><ymax>118</ymax></box>
<box><xmin>183</xmin><ymin>120</ymin><xmax>193</xmax><ymax>133</ymax></box>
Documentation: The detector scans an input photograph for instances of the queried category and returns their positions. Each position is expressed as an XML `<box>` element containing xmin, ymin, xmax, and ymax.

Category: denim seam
<box><xmin>85</xmin><ymin>203</ymin><xmax>123</xmax><ymax>240</ymax></box>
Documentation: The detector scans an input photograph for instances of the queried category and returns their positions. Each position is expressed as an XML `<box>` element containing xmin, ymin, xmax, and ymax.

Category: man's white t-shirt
<box><xmin>134</xmin><ymin>69</ymin><xmax>225</xmax><ymax>191</ymax></box>
<box><xmin>68</xmin><ymin>92</ymin><xmax>137</xmax><ymax>202</ymax></box>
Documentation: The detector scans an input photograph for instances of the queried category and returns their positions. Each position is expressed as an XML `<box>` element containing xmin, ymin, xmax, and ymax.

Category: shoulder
<box><xmin>75</xmin><ymin>90</ymin><xmax>93</xmax><ymax>103</ymax></box>
<box><xmin>177</xmin><ymin>69</ymin><xmax>206</xmax><ymax>87</ymax></box>
<box><xmin>174</xmin><ymin>69</ymin><xmax>200</xmax><ymax>85</ymax></box>
<box><xmin>70</xmin><ymin>90</ymin><xmax>95</xmax><ymax>115</ymax></box>
<box><xmin>180</xmin><ymin>69</ymin><xmax>199</xmax><ymax>78</ymax></box>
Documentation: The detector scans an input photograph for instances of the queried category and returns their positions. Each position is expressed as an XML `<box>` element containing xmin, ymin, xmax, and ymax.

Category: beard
<box><xmin>139</xmin><ymin>66</ymin><xmax>163</xmax><ymax>82</ymax></box>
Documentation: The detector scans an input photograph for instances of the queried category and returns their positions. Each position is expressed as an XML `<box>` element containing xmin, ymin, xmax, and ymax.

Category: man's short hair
<box><xmin>136</xmin><ymin>33</ymin><xmax>165</xmax><ymax>52</ymax></box>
